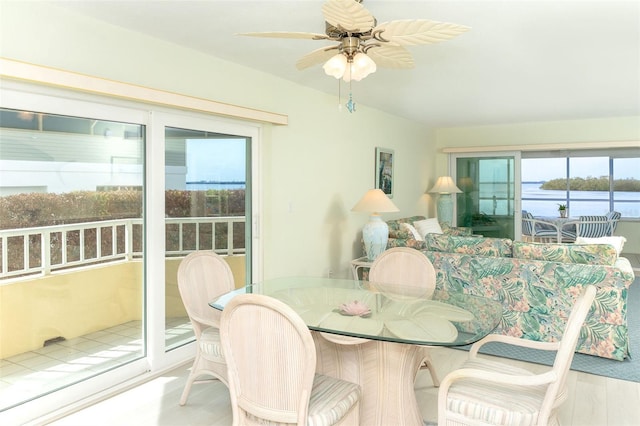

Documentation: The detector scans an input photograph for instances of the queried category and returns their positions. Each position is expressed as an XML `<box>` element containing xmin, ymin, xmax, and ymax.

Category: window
<box><xmin>521</xmin><ymin>149</ymin><xmax>640</xmax><ymax>218</ymax></box>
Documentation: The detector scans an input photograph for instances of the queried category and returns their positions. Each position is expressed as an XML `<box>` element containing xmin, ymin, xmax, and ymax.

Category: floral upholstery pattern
<box><xmin>425</xmin><ymin>234</ymin><xmax>513</xmax><ymax>258</ymax></box>
<box><xmin>422</xmin><ymin>251</ymin><xmax>633</xmax><ymax>360</ymax></box>
<box><xmin>385</xmin><ymin>216</ymin><xmax>472</xmax><ymax>251</ymax></box>
<box><xmin>513</xmin><ymin>241</ymin><xmax>618</xmax><ymax>266</ymax></box>
<box><xmin>441</xmin><ymin>223</ymin><xmax>474</xmax><ymax>236</ymax></box>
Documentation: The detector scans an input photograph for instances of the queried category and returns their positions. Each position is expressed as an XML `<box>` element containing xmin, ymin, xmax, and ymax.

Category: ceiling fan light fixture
<box><xmin>351</xmin><ymin>52</ymin><xmax>376</xmax><ymax>79</ymax></box>
<box><xmin>323</xmin><ymin>53</ymin><xmax>348</xmax><ymax>78</ymax></box>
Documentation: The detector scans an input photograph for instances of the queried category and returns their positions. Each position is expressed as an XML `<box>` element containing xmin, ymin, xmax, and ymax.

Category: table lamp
<box><xmin>428</xmin><ymin>176</ymin><xmax>462</xmax><ymax>226</ymax></box>
<box><xmin>352</xmin><ymin>188</ymin><xmax>399</xmax><ymax>260</ymax></box>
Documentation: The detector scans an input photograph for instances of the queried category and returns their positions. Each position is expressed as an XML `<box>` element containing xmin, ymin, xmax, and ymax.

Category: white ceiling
<box><xmin>55</xmin><ymin>0</ymin><xmax>640</xmax><ymax>128</ymax></box>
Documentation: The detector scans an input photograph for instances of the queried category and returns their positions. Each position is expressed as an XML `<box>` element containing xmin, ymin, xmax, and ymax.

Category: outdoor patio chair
<box><xmin>576</xmin><ymin>211</ymin><xmax>621</xmax><ymax>238</ymax></box>
<box><xmin>437</xmin><ymin>285</ymin><xmax>597</xmax><ymax>426</ymax></box>
<box><xmin>177</xmin><ymin>251</ymin><xmax>235</xmax><ymax>405</ymax></box>
<box><xmin>521</xmin><ymin>211</ymin><xmax>560</xmax><ymax>242</ymax></box>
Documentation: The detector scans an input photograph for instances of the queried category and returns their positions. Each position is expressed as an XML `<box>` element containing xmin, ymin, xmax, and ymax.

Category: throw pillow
<box><xmin>413</xmin><ymin>218</ymin><xmax>443</xmax><ymax>238</ymax></box>
<box><xmin>576</xmin><ymin>236</ymin><xmax>626</xmax><ymax>256</ymax></box>
<box><xmin>402</xmin><ymin>222</ymin><xmax>424</xmax><ymax>241</ymax></box>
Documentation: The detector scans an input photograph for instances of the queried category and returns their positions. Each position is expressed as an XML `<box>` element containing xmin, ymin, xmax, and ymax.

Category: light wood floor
<box><xmin>46</xmin><ymin>346</ymin><xmax>640</xmax><ymax>426</ymax></box>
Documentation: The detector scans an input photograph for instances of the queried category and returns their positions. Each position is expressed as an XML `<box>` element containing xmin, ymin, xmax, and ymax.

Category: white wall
<box><xmin>0</xmin><ymin>2</ymin><xmax>435</xmax><ymax>279</ymax></box>
<box><xmin>2</xmin><ymin>3</ymin><xmax>637</xmax><ymax>269</ymax></box>
<box><xmin>435</xmin><ymin>118</ymin><xmax>640</xmax><ymax>252</ymax></box>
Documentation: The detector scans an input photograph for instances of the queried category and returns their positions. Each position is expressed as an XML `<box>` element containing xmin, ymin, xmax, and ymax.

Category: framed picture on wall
<box><xmin>375</xmin><ymin>147</ymin><xmax>394</xmax><ymax>198</ymax></box>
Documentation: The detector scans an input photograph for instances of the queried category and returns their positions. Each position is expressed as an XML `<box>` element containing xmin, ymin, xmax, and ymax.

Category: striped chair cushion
<box><xmin>307</xmin><ymin>374</ymin><xmax>361</xmax><ymax>426</ymax></box>
<box><xmin>445</xmin><ymin>358</ymin><xmax>555</xmax><ymax>426</ymax></box>
<box><xmin>521</xmin><ymin>212</ymin><xmax>534</xmax><ymax>236</ymax></box>
<box><xmin>199</xmin><ymin>327</ymin><xmax>225</xmax><ymax>362</ymax></box>
<box><xmin>578</xmin><ymin>215</ymin><xmax>611</xmax><ymax>238</ymax></box>
<box><xmin>246</xmin><ymin>374</ymin><xmax>361</xmax><ymax>426</ymax></box>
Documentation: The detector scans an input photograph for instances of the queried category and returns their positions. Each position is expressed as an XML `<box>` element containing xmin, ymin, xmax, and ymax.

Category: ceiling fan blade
<box><xmin>373</xmin><ymin>20</ymin><xmax>470</xmax><ymax>46</ymax></box>
<box><xmin>238</xmin><ymin>31</ymin><xmax>330</xmax><ymax>40</ymax></box>
<box><xmin>366</xmin><ymin>45</ymin><xmax>415</xmax><ymax>69</ymax></box>
<box><xmin>322</xmin><ymin>0</ymin><xmax>375</xmax><ymax>33</ymax></box>
<box><xmin>296</xmin><ymin>46</ymin><xmax>340</xmax><ymax>70</ymax></box>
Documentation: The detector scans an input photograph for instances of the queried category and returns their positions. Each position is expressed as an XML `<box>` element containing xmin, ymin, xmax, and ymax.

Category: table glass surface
<box><xmin>210</xmin><ymin>277</ymin><xmax>502</xmax><ymax>347</ymax></box>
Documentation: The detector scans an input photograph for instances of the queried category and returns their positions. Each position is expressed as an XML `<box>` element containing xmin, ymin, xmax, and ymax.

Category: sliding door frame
<box><xmin>0</xmin><ymin>80</ymin><xmax>264</xmax><ymax>424</ymax></box>
<box><xmin>450</xmin><ymin>151</ymin><xmax>522</xmax><ymax>239</ymax></box>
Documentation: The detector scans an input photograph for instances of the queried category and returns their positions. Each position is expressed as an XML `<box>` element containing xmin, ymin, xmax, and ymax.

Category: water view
<box><xmin>521</xmin><ymin>182</ymin><xmax>639</xmax><ymax>217</ymax></box>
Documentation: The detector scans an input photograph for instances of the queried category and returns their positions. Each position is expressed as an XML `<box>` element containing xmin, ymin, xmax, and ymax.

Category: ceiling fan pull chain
<box><xmin>346</xmin><ymin>92</ymin><xmax>356</xmax><ymax>113</ymax></box>
<box><xmin>346</xmin><ymin>77</ymin><xmax>356</xmax><ymax>113</ymax></box>
<box><xmin>337</xmin><ymin>78</ymin><xmax>343</xmax><ymax>111</ymax></box>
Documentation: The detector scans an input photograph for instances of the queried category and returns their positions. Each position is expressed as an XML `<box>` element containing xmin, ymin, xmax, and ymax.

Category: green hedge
<box><xmin>0</xmin><ymin>189</ymin><xmax>246</xmax><ymax>275</ymax></box>
<box><xmin>0</xmin><ymin>189</ymin><xmax>246</xmax><ymax>229</ymax></box>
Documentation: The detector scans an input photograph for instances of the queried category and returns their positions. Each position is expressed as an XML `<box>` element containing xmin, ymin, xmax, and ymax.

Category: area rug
<box><xmin>457</xmin><ymin>277</ymin><xmax>639</xmax><ymax>383</ymax></box>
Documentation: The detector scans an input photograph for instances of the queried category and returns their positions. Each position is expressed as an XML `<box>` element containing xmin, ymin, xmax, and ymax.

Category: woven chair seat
<box><xmin>199</xmin><ymin>327</ymin><xmax>225</xmax><ymax>362</ymax></box>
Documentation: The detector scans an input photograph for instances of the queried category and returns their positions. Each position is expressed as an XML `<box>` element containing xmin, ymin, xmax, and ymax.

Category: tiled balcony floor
<box><xmin>0</xmin><ymin>317</ymin><xmax>191</xmax><ymax>412</ymax></box>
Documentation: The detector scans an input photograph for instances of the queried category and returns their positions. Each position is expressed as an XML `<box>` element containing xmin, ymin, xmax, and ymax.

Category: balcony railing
<box><xmin>0</xmin><ymin>216</ymin><xmax>245</xmax><ymax>280</ymax></box>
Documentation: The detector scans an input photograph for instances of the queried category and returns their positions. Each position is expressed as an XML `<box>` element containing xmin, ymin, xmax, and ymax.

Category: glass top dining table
<box><xmin>210</xmin><ymin>276</ymin><xmax>502</xmax><ymax>348</ymax></box>
<box><xmin>210</xmin><ymin>276</ymin><xmax>503</xmax><ymax>426</ymax></box>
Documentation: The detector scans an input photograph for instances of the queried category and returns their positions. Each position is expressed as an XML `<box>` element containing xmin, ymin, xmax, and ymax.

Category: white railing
<box><xmin>0</xmin><ymin>217</ymin><xmax>245</xmax><ymax>279</ymax></box>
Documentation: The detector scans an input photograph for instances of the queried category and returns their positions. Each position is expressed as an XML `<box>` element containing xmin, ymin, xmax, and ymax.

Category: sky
<box><xmin>186</xmin><ymin>138</ymin><xmax>246</xmax><ymax>182</ymax></box>
<box><xmin>521</xmin><ymin>157</ymin><xmax>638</xmax><ymax>182</ymax></box>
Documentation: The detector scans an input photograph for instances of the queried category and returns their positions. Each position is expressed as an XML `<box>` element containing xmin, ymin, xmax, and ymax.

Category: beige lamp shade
<box><xmin>351</xmin><ymin>189</ymin><xmax>399</xmax><ymax>213</ymax></box>
<box><xmin>428</xmin><ymin>176</ymin><xmax>462</xmax><ymax>194</ymax></box>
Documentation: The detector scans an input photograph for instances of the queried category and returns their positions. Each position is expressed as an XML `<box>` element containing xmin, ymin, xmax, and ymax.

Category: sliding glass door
<box><xmin>0</xmin><ymin>83</ymin><xmax>261</xmax><ymax>423</ymax></box>
<box><xmin>0</xmin><ymin>101</ymin><xmax>148</xmax><ymax>416</ymax></box>
<box><xmin>163</xmin><ymin>122</ymin><xmax>252</xmax><ymax>352</ymax></box>
<box><xmin>453</xmin><ymin>153</ymin><xmax>520</xmax><ymax>239</ymax></box>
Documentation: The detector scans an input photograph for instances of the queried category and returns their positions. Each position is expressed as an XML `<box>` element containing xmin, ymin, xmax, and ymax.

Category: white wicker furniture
<box><xmin>437</xmin><ymin>285</ymin><xmax>597</xmax><ymax>426</ymax></box>
<box><xmin>368</xmin><ymin>247</ymin><xmax>440</xmax><ymax>386</ymax></box>
<box><xmin>220</xmin><ymin>293</ymin><xmax>361</xmax><ymax>426</ymax></box>
<box><xmin>177</xmin><ymin>251</ymin><xmax>235</xmax><ymax>405</ymax></box>
<box><xmin>210</xmin><ymin>277</ymin><xmax>502</xmax><ymax>426</ymax></box>
<box><xmin>522</xmin><ymin>212</ymin><xmax>577</xmax><ymax>243</ymax></box>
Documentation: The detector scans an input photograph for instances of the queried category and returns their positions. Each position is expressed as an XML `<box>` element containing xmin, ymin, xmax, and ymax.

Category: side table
<box><xmin>350</xmin><ymin>256</ymin><xmax>373</xmax><ymax>280</ymax></box>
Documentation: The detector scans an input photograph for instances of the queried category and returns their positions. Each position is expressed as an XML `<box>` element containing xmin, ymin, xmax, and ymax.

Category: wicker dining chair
<box><xmin>220</xmin><ymin>293</ymin><xmax>362</xmax><ymax>426</ymax></box>
<box><xmin>368</xmin><ymin>247</ymin><xmax>441</xmax><ymax>386</ymax></box>
<box><xmin>437</xmin><ymin>285</ymin><xmax>597</xmax><ymax>426</ymax></box>
<box><xmin>177</xmin><ymin>251</ymin><xmax>235</xmax><ymax>405</ymax></box>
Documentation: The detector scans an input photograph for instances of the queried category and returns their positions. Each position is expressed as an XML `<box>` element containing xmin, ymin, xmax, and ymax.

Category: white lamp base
<box><xmin>437</xmin><ymin>193</ymin><xmax>454</xmax><ymax>226</ymax></box>
<box><xmin>362</xmin><ymin>214</ymin><xmax>389</xmax><ymax>261</ymax></box>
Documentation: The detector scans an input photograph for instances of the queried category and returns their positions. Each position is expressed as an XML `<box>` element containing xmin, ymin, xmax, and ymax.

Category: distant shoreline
<box><xmin>186</xmin><ymin>181</ymin><xmax>246</xmax><ymax>185</ymax></box>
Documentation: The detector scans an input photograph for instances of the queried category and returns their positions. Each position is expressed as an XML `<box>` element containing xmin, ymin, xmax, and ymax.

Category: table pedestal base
<box><xmin>312</xmin><ymin>332</ymin><xmax>425</xmax><ymax>426</ymax></box>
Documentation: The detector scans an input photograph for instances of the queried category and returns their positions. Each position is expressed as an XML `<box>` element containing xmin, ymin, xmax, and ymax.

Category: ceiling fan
<box><xmin>240</xmin><ymin>0</ymin><xmax>470</xmax><ymax>85</ymax></box>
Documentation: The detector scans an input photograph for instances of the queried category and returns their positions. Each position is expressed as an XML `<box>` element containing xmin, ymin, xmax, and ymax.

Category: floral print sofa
<box><xmin>421</xmin><ymin>241</ymin><xmax>635</xmax><ymax>361</ymax></box>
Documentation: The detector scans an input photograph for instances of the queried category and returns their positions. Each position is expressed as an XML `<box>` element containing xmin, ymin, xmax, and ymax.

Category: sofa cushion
<box><xmin>575</xmin><ymin>236</ymin><xmax>626</xmax><ymax>256</ymax></box>
<box><xmin>402</xmin><ymin>222</ymin><xmax>424</xmax><ymax>241</ymax></box>
<box><xmin>440</xmin><ymin>223</ymin><xmax>473</xmax><ymax>236</ymax></box>
<box><xmin>425</xmin><ymin>234</ymin><xmax>513</xmax><ymax>257</ymax></box>
<box><xmin>414</xmin><ymin>218</ymin><xmax>443</xmax><ymax>237</ymax></box>
<box><xmin>387</xmin><ymin>215</ymin><xmax>426</xmax><ymax>239</ymax></box>
<box><xmin>512</xmin><ymin>241</ymin><xmax>617</xmax><ymax>266</ymax></box>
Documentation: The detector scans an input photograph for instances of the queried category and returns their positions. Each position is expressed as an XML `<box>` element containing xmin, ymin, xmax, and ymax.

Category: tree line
<box><xmin>541</xmin><ymin>177</ymin><xmax>639</xmax><ymax>192</ymax></box>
